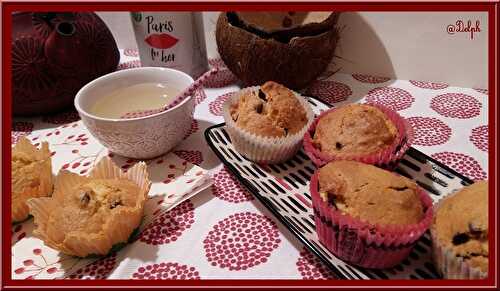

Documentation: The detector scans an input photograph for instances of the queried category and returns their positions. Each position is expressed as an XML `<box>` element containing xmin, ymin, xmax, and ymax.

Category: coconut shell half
<box><xmin>216</xmin><ymin>12</ymin><xmax>341</xmax><ymax>90</ymax></box>
<box><xmin>236</xmin><ymin>12</ymin><xmax>337</xmax><ymax>39</ymax></box>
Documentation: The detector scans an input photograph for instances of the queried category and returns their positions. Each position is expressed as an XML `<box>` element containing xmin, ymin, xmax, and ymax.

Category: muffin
<box><xmin>27</xmin><ymin>157</ymin><xmax>151</xmax><ymax>257</ymax></box>
<box><xmin>431</xmin><ymin>181</ymin><xmax>488</xmax><ymax>279</ymax></box>
<box><xmin>311</xmin><ymin>160</ymin><xmax>433</xmax><ymax>268</ymax></box>
<box><xmin>12</xmin><ymin>137</ymin><xmax>53</xmax><ymax>223</ymax></box>
<box><xmin>223</xmin><ymin>81</ymin><xmax>314</xmax><ymax>163</ymax></box>
<box><xmin>303</xmin><ymin>103</ymin><xmax>413</xmax><ymax>167</ymax></box>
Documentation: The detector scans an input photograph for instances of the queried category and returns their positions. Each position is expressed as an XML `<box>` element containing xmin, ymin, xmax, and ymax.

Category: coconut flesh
<box><xmin>216</xmin><ymin>12</ymin><xmax>340</xmax><ymax>89</ymax></box>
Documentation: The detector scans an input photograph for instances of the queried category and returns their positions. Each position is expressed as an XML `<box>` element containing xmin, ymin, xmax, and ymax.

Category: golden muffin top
<box><xmin>433</xmin><ymin>181</ymin><xmax>488</xmax><ymax>273</ymax></box>
<box><xmin>11</xmin><ymin>138</ymin><xmax>51</xmax><ymax>195</ymax></box>
<box><xmin>318</xmin><ymin>160</ymin><xmax>424</xmax><ymax>226</ymax></box>
<box><xmin>230</xmin><ymin>81</ymin><xmax>308</xmax><ymax>138</ymax></box>
<box><xmin>45</xmin><ymin>178</ymin><xmax>141</xmax><ymax>243</ymax></box>
<box><xmin>313</xmin><ymin>104</ymin><xmax>398</xmax><ymax>156</ymax></box>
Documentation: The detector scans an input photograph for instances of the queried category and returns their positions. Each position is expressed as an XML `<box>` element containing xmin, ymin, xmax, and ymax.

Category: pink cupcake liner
<box><xmin>303</xmin><ymin>103</ymin><xmax>414</xmax><ymax>168</ymax></box>
<box><xmin>310</xmin><ymin>171</ymin><xmax>433</xmax><ymax>269</ymax></box>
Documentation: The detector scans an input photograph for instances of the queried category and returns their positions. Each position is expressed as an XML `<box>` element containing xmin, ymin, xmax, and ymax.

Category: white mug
<box><xmin>130</xmin><ymin>12</ymin><xmax>208</xmax><ymax>78</ymax></box>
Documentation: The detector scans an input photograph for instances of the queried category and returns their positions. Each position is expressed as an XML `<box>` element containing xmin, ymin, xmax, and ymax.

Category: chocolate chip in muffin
<box><xmin>283</xmin><ymin>128</ymin><xmax>288</xmax><ymax>136</ymax></box>
<box><xmin>394</xmin><ymin>143</ymin><xmax>402</xmax><ymax>154</ymax></box>
<box><xmin>258</xmin><ymin>89</ymin><xmax>267</xmax><ymax>101</ymax></box>
<box><xmin>79</xmin><ymin>191</ymin><xmax>91</xmax><ymax>206</ymax></box>
<box><xmin>452</xmin><ymin>233</ymin><xmax>470</xmax><ymax>245</ymax></box>
<box><xmin>255</xmin><ymin>102</ymin><xmax>263</xmax><ymax>114</ymax></box>
<box><xmin>326</xmin><ymin>193</ymin><xmax>337</xmax><ymax>209</ymax></box>
<box><xmin>389</xmin><ymin>186</ymin><xmax>409</xmax><ymax>191</ymax></box>
<box><xmin>353</xmin><ymin>182</ymin><xmax>369</xmax><ymax>193</ymax></box>
<box><xmin>394</xmin><ymin>137</ymin><xmax>407</xmax><ymax>154</ymax></box>
<box><xmin>109</xmin><ymin>199</ymin><xmax>123</xmax><ymax>209</ymax></box>
<box><xmin>330</xmin><ymin>194</ymin><xmax>347</xmax><ymax>211</ymax></box>
<box><xmin>335</xmin><ymin>142</ymin><xmax>343</xmax><ymax>150</ymax></box>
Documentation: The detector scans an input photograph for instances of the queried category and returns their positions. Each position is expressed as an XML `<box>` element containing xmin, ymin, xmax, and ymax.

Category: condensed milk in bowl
<box><xmin>75</xmin><ymin>67</ymin><xmax>195</xmax><ymax>159</ymax></box>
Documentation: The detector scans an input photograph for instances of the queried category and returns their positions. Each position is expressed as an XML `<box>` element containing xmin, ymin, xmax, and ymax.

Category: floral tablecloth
<box><xmin>11</xmin><ymin>49</ymin><xmax>488</xmax><ymax>280</ymax></box>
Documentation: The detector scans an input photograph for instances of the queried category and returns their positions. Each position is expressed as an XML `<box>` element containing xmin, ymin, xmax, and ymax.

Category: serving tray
<box><xmin>204</xmin><ymin>96</ymin><xmax>474</xmax><ymax>280</ymax></box>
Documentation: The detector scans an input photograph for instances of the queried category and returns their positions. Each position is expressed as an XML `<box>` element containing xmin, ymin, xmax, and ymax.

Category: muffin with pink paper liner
<box><xmin>12</xmin><ymin>137</ymin><xmax>53</xmax><ymax>223</ymax></box>
<box><xmin>27</xmin><ymin>157</ymin><xmax>151</xmax><ymax>257</ymax></box>
<box><xmin>431</xmin><ymin>180</ymin><xmax>488</xmax><ymax>279</ymax></box>
<box><xmin>303</xmin><ymin>103</ymin><xmax>413</xmax><ymax>167</ymax></box>
<box><xmin>223</xmin><ymin>81</ymin><xmax>314</xmax><ymax>164</ymax></box>
<box><xmin>310</xmin><ymin>160</ymin><xmax>433</xmax><ymax>269</ymax></box>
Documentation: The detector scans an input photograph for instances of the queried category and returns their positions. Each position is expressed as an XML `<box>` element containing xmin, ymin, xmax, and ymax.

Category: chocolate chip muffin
<box><xmin>12</xmin><ymin>137</ymin><xmax>53</xmax><ymax>222</ymax></box>
<box><xmin>223</xmin><ymin>81</ymin><xmax>314</xmax><ymax>163</ymax></box>
<box><xmin>28</xmin><ymin>157</ymin><xmax>151</xmax><ymax>257</ymax></box>
<box><xmin>44</xmin><ymin>179</ymin><xmax>141</xmax><ymax>241</ymax></box>
<box><xmin>313</xmin><ymin>104</ymin><xmax>398</xmax><ymax>157</ymax></box>
<box><xmin>318</xmin><ymin>160</ymin><xmax>424</xmax><ymax>225</ymax></box>
<box><xmin>431</xmin><ymin>181</ymin><xmax>488</xmax><ymax>278</ymax></box>
<box><xmin>311</xmin><ymin>160</ymin><xmax>432</xmax><ymax>268</ymax></box>
<box><xmin>230</xmin><ymin>81</ymin><xmax>308</xmax><ymax>138</ymax></box>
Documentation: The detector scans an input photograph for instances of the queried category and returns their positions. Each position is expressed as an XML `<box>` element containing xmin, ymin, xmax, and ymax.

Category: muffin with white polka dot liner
<box><xmin>223</xmin><ymin>81</ymin><xmax>314</xmax><ymax>164</ymax></box>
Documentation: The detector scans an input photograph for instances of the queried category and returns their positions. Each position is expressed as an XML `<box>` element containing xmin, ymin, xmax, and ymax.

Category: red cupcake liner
<box><xmin>310</xmin><ymin>171</ymin><xmax>433</xmax><ymax>269</ymax></box>
<box><xmin>303</xmin><ymin>103</ymin><xmax>414</xmax><ymax>168</ymax></box>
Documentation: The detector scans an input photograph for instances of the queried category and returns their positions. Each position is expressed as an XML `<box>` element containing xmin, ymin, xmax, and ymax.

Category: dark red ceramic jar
<box><xmin>12</xmin><ymin>12</ymin><xmax>120</xmax><ymax>116</ymax></box>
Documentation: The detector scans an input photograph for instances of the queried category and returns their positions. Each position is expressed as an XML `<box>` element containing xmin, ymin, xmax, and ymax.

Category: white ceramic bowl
<box><xmin>75</xmin><ymin>67</ymin><xmax>195</xmax><ymax>159</ymax></box>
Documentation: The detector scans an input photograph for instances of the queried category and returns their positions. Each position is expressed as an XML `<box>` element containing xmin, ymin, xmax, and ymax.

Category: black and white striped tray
<box><xmin>204</xmin><ymin>97</ymin><xmax>474</xmax><ymax>280</ymax></box>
